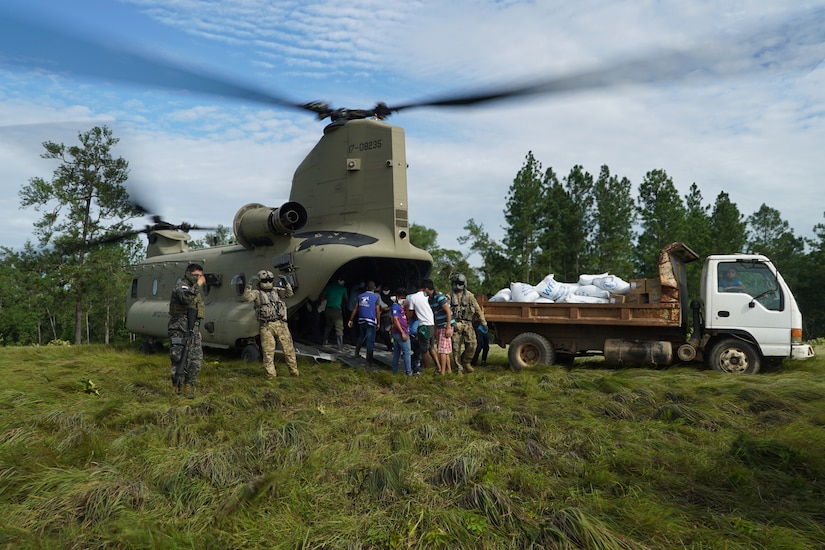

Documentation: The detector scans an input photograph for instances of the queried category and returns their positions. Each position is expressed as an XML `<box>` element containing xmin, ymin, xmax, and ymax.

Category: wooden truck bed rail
<box><xmin>481</xmin><ymin>301</ymin><xmax>682</xmax><ymax>327</ymax></box>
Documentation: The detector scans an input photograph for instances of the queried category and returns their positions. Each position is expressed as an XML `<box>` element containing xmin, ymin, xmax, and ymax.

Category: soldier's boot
<box><xmin>174</xmin><ymin>382</ymin><xmax>182</xmax><ymax>396</ymax></box>
<box><xmin>366</xmin><ymin>350</ymin><xmax>373</xmax><ymax>366</ymax></box>
<box><xmin>464</xmin><ymin>363</ymin><xmax>475</xmax><ymax>373</ymax></box>
<box><xmin>336</xmin><ymin>335</ymin><xmax>344</xmax><ymax>352</ymax></box>
<box><xmin>355</xmin><ymin>344</ymin><xmax>361</xmax><ymax>358</ymax></box>
<box><xmin>183</xmin><ymin>384</ymin><xmax>195</xmax><ymax>399</ymax></box>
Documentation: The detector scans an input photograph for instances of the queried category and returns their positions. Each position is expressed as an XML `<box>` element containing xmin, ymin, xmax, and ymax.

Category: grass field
<box><xmin>1</xmin><ymin>343</ymin><xmax>824</xmax><ymax>549</ymax></box>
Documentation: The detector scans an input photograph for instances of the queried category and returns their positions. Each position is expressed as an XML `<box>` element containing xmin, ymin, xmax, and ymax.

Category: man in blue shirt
<box><xmin>347</xmin><ymin>281</ymin><xmax>381</xmax><ymax>365</ymax></box>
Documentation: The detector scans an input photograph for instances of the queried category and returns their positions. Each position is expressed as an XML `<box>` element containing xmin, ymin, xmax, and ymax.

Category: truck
<box><xmin>481</xmin><ymin>242</ymin><xmax>815</xmax><ymax>374</ymax></box>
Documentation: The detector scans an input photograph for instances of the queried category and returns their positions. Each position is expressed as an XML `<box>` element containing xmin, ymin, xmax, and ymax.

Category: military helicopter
<box><xmin>125</xmin><ymin>106</ymin><xmax>434</xmax><ymax>360</ymax></box>
<box><xmin>2</xmin><ymin>7</ymin><xmax>823</xmax><ymax>360</ymax></box>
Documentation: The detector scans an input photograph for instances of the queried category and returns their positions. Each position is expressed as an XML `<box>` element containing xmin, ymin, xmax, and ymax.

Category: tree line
<box><xmin>2</xmin><ymin>129</ymin><xmax>824</xmax><ymax>345</ymax></box>
<box><xmin>415</xmin><ymin>151</ymin><xmax>825</xmax><ymax>339</ymax></box>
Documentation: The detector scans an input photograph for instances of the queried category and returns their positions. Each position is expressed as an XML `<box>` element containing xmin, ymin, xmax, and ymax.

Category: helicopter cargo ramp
<box><xmin>293</xmin><ymin>340</ymin><xmax>394</xmax><ymax>372</ymax></box>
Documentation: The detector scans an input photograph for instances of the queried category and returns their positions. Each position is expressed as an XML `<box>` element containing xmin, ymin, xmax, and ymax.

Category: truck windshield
<box><xmin>717</xmin><ymin>261</ymin><xmax>782</xmax><ymax>311</ymax></box>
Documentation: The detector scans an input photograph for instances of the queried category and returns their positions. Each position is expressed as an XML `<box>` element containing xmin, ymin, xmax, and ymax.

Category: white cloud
<box><xmin>2</xmin><ymin>0</ymin><xmax>824</xmax><ymax>257</ymax></box>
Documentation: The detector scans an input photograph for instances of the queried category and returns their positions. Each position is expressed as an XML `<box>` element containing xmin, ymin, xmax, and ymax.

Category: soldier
<box><xmin>449</xmin><ymin>273</ymin><xmax>487</xmax><ymax>375</ymax></box>
<box><xmin>168</xmin><ymin>263</ymin><xmax>205</xmax><ymax>398</ymax></box>
<box><xmin>243</xmin><ymin>269</ymin><xmax>299</xmax><ymax>378</ymax></box>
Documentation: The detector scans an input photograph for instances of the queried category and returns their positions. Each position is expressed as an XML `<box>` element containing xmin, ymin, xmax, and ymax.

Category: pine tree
<box><xmin>708</xmin><ymin>191</ymin><xmax>746</xmax><ymax>255</ymax></box>
<box><xmin>503</xmin><ymin>152</ymin><xmax>546</xmax><ymax>282</ymax></box>
<box><xmin>18</xmin><ymin>126</ymin><xmax>143</xmax><ymax>344</ymax></box>
<box><xmin>592</xmin><ymin>165</ymin><xmax>635</xmax><ymax>277</ymax></box>
<box><xmin>635</xmin><ymin>169</ymin><xmax>686</xmax><ymax>276</ymax></box>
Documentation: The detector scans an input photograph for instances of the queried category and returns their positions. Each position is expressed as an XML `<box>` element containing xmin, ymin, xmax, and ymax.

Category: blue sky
<box><xmin>2</xmin><ymin>0</ymin><xmax>825</xmax><ymax>259</ymax></box>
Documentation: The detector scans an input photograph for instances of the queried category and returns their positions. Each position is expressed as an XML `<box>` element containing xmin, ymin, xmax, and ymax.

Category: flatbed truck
<box><xmin>481</xmin><ymin>242</ymin><xmax>814</xmax><ymax>374</ymax></box>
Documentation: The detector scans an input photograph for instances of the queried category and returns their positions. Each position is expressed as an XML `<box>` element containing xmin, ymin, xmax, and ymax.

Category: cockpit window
<box><xmin>718</xmin><ymin>262</ymin><xmax>783</xmax><ymax>311</ymax></box>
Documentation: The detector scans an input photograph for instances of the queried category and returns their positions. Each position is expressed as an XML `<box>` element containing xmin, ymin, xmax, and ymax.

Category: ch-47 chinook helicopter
<box><xmin>126</xmin><ymin>106</ymin><xmax>434</xmax><ymax>360</ymax></box>
<box><xmin>2</xmin><ymin>7</ymin><xmax>823</xmax><ymax>360</ymax></box>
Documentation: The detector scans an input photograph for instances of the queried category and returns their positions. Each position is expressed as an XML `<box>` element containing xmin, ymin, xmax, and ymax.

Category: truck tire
<box><xmin>508</xmin><ymin>332</ymin><xmax>555</xmax><ymax>371</ymax></box>
<box><xmin>710</xmin><ymin>338</ymin><xmax>761</xmax><ymax>374</ymax></box>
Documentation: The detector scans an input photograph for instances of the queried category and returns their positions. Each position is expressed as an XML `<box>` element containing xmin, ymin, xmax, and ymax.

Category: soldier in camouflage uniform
<box><xmin>169</xmin><ymin>263</ymin><xmax>205</xmax><ymax>398</ymax></box>
<box><xmin>243</xmin><ymin>269</ymin><xmax>299</xmax><ymax>378</ymax></box>
<box><xmin>449</xmin><ymin>273</ymin><xmax>487</xmax><ymax>375</ymax></box>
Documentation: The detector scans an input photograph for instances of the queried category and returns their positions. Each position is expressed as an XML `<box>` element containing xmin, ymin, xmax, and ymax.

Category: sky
<box><xmin>1</xmin><ymin>0</ymin><xmax>825</xmax><ymax>260</ymax></box>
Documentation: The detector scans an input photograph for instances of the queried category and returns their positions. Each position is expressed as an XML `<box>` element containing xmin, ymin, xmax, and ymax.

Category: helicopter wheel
<box><xmin>138</xmin><ymin>341</ymin><xmax>154</xmax><ymax>354</ymax></box>
<box><xmin>241</xmin><ymin>344</ymin><xmax>262</xmax><ymax>363</ymax></box>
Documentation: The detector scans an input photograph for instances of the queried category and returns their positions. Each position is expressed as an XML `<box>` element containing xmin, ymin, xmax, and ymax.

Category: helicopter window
<box><xmin>130</xmin><ymin>278</ymin><xmax>138</xmax><ymax>299</ymax></box>
<box><xmin>230</xmin><ymin>273</ymin><xmax>246</xmax><ymax>296</ymax></box>
<box><xmin>151</xmin><ymin>278</ymin><xmax>159</xmax><ymax>296</ymax></box>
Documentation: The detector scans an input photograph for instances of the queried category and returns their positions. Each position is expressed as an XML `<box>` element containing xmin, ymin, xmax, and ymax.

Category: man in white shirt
<box><xmin>407</xmin><ymin>279</ymin><xmax>439</xmax><ymax>373</ymax></box>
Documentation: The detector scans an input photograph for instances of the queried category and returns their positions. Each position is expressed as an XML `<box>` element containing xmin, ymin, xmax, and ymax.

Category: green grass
<box><xmin>1</xmin><ymin>344</ymin><xmax>824</xmax><ymax>549</ymax></box>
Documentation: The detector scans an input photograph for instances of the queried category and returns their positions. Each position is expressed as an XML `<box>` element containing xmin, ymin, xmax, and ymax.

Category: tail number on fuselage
<box><xmin>348</xmin><ymin>139</ymin><xmax>382</xmax><ymax>153</ymax></box>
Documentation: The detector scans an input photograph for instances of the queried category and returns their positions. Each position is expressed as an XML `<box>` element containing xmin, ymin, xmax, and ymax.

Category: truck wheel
<box><xmin>508</xmin><ymin>332</ymin><xmax>555</xmax><ymax>371</ymax></box>
<box><xmin>241</xmin><ymin>344</ymin><xmax>262</xmax><ymax>363</ymax></box>
<box><xmin>710</xmin><ymin>338</ymin><xmax>761</xmax><ymax>374</ymax></box>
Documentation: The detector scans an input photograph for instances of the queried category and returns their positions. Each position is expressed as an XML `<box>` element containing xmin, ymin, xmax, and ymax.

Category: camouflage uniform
<box><xmin>449</xmin><ymin>288</ymin><xmax>486</xmax><ymax>374</ymax></box>
<box><xmin>168</xmin><ymin>271</ymin><xmax>205</xmax><ymax>393</ymax></box>
<box><xmin>243</xmin><ymin>278</ymin><xmax>299</xmax><ymax>377</ymax></box>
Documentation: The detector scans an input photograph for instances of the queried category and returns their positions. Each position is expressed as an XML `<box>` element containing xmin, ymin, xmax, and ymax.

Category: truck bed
<box><xmin>481</xmin><ymin>300</ymin><xmax>688</xmax><ymax>356</ymax></box>
<box><xmin>481</xmin><ymin>300</ymin><xmax>682</xmax><ymax>327</ymax></box>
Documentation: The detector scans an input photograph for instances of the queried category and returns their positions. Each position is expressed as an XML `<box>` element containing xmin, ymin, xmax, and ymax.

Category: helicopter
<box><xmin>125</xmin><ymin>108</ymin><xmax>434</xmax><ymax>360</ymax></box>
<box><xmin>2</xmin><ymin>7</ymin><xmax>823</xmax><ymax>360</ymax></box>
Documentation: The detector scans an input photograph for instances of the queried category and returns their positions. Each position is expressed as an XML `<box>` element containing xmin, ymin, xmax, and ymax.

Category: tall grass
<box><xmin>1</xmin><ymin>343</ymin><xmax>824</xmax><ymax>548</ymax></box>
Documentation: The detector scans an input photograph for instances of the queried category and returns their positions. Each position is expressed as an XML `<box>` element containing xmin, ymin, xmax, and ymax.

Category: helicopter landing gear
<box><xmin>241</xmin><ymin>343</ymin><xmax>262</xmax><ymax>363</ymax></box>
<box><xmin>138</xmin><ymin>339</ymin><xmax>164</xmax><ymax>354</ymax></box>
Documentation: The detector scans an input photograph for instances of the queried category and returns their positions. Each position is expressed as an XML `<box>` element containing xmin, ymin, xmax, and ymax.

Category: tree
<box><xmin>18</xmin><ymin>126</ymin><xmax>142</xmax><ymax>344</ymax></box>
<box><xmin>409</xmin><ymin>223</ymin><xmax>475</xmax><ymax>292</ymax></box>
<box><xmin>503</xmin><ymin>152</ymin><xmax>546</xmax><ymax>282</ymax></box>
<box><xmin>635</xmin><ymin>169</ymin><xmax>686</xmax><ymax>276</ymax></box>
<box><xmin>746</xmin><ymin>204</ymin><xmax>803</xmax><ymax>263</ymax></box>
<box><xmin>539</xmin><ymin>165</ymin><xmax>595</xmax><ymax>281</ymax></box>
<box><xmin>682</xmin><ymin>183</ymin><xmax>712</xmax><ymax>256</ymax></box>
<box><xmin>591</xmin><ymin>165</ymin><xmax>635</xmax><ymax>277</ymax></box>
<box><xmin>708</xmin><ymin>191</ymin><xmax>746</xmax><ymax>255</ymax></box>
<box><xmin>681</xmin><ymin>183</ymin><xmax>713</xmax><ymax>303</ymax></box>
<box><xmin>458</xmin><ymin>218</ymin><xmax>511</xmax><ymax>294</ymax></box>
<box><xmin>535</xmin><ymin>167</ymin><xmax>569</xmax><ymax>278</ymax></box>
<box><xmin>798</xmin><ymin>213</ymin><xmax>825</xmax><ymax>337</ymax></box>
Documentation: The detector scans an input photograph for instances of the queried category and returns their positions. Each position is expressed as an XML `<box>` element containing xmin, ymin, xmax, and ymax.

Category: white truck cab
<box><xmin>701</xmin><ymin>254</ymin><xmax>814</xmax><ymax>373</ymax></box>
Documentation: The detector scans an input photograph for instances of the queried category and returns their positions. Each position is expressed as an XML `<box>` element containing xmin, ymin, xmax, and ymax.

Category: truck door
<box><xmin>707</xmin><ymin>261</ymin><xmax>791</xmax><ymax>357</ymax></box>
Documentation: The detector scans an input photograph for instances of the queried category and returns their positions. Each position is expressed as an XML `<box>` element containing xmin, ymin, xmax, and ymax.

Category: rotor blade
<box><xmin>389</xmin><ymin>7</ymin><xmax>825</xmax><ymax>112</ymax></box>
<box><xmin>0</xmin><ymin>11</ymin><xmax>314</xmax><ymax>114</ymax></box>
<box><xmin>88</xmin><ymin>222</ymin><xmax>219</xmax><ymax>249</ymax></box>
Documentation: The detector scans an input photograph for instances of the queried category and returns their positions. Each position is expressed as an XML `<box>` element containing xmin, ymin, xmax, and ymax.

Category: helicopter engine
<box><xmin>232</xmin><ymin>201</ymin><xmax>308</xmax><ymax>248</ymax></box>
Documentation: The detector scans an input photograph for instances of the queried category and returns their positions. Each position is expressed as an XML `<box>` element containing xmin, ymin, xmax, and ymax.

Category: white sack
<box><xmin>578</xmin><ymin>272</ymin><xmax>609</xmax><ymax>286</ymax></box>
<box><xmin>511</xmin><ymin>282</ymin><xmax>540</xmax><ymax>302</ymax></box>
<box><xmin>592</xmin><ymin>274</ymin><xmax>631</xmax><ymax>295</ymax></box>
<box><xmin>560</xmin><ymin>293</ymin><xmax>609</xmax><ymax>304</ymax></box>
<box><xmin>489</xmin><ymin>288</ymin><xmax>512</xmax><ymax>302</ymax></box>
<box><xmin>574</xmin><ymin>285</ymin><xmax>610</xmax><ymax>299</ymax></box>
<box><xmin>535</xmin><ymin>274</ymin><xmax>572</xmax><ymax>301</ymax></box>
